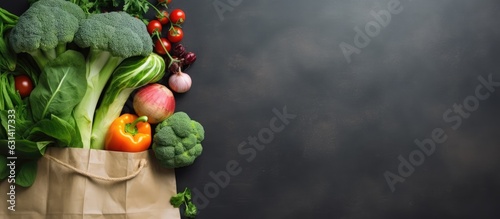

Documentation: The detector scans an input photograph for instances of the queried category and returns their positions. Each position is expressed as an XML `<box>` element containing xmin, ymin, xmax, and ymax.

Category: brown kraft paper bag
<box><xmin>0</xmin><ymin>147</ymin><xmax>181</xmax><ymax>219</ymax></box>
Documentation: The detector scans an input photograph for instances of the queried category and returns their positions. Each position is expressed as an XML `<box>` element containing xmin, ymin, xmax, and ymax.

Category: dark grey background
<box><xmin>2</xmin><ymin>0</ymin><xmax>500</xmax><ymax>218</ymax></box>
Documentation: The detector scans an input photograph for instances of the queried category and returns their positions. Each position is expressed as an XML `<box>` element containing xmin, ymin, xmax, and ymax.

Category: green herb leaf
<box><xmin>184</xmin><ymin>187</ymin><xmax>192</xmax><ymax>201</ymax></box>
<box><xmin>112</xmin><ymin>0</ymin><xmax>121</xmax><ymax>7</ymax></box>
<box><xmin>170</xmin><ymin>192</ymin><xmax>185</xmax><ymax>208</ymax></box>
<box><xmin>170</xmin><ymin>187</ymin><xmax>199</xmax><ymax>218</ymax></box>
<box><xmin>184</xmin><ymin>201</ymin><xmax>198</xmax><ymax>218</ymax></box>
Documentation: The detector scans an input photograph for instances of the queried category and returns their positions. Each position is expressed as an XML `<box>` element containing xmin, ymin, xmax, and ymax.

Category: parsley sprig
<box><xmin>170</xmin><ymin>187</ymin><xmax>198</xmax><ymax>218</ymax></box>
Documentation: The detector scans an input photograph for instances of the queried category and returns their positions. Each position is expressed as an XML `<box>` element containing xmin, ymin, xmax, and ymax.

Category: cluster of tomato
<box><xmin>147</xmin><ymin>12</ymin><xmax>184</xmax><ymax>54</ymax></box>
<box><xmin>147</xmin><ymin>0</ymin><xmax>186</xmax><ymax>57</ymax></box>
<box><xmin>145</xmin><ymin>0</ymin><xmax>196</xmax><ymax>94</ymax></box>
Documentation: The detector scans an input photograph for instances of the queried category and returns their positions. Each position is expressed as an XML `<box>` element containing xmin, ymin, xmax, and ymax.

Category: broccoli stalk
<box><xmin>8</xmin><ymin>0</ymin><xmax>85</xmax><ymax>70</ymax></box>
<box><xmin>27</xmin><ymin>47</ymin><xmax>62</xmax><ymax>69</ymax></box>
<box><xmin>72</xmin><ymin>11</ymin><xmax>153</xmax><ymax>149</ymax></box>
<box><xmin>89</xmin><ymin>53</ymin><xmax>165</xmax><ymax>150</ymax></box>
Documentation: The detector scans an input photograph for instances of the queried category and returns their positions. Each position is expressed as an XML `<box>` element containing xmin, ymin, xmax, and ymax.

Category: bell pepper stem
<box><xmin>125</xmin><ymin>116</ymin><xmax>149</xmax><ymax>135</ymax></box>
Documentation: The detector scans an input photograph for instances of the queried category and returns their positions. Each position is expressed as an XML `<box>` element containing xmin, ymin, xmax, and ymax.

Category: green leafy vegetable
<box><xmin>16</xmin><ymin>53</ymin><xmax>41</xmax><ymax>87</ymax></box>
<box><xmin>0</xmin><ymin>7</ymin><xmax>18</xmax><ymax>72</ymax></box>
<box><xmin>0</xmin><ymin>50</ymin><xmax>87</xmax><ymax>186</ymax></box>
<box><xmin>15</xmin><ymin>160</ymin><xmax>37</xmax><ymax>187</ymax></box>
<box><xmin>66</xmin><ymin>0</ymin><xmax>101</xmax><ymax>14</ymax></box>
<box><xmin>0</xmin><ymin>155</ymin><xmax>7</xmax><ymax>180</ymax></box>
<box><xmin>0</xmin><ymin>140</ymin><xmax>50</xmax><ymax>160</ymax></box>
<box><xmin>0</xmin><ymin>72</ymin><xmax>23</xmax><ymax>111</ymax></box>
<box><xmin>29</xmin><ymin>50</ymin><xmax>87</xmax><ymax>122</ymax></box>
<box><xmin>62</xmin><ymin>0</ymin><xmax>154</xmax><ymax>21</ymax></box>
<box><xmin>0</xmin><ymin>118</ymin><xmax>4</xmax><ymax>140</ymax></box>
<box><xmin>170</xmin><ymin>187</ymin><xmax>198</xmax><ymax>218</ymax></box>
<box><xmin>1</xmin><ymin>102</ymin><xmax>35</xmax><ymax>140</ymax></box>
<box><xmin>26</xmin><ymin>50</ymin><xmax>86</xmax><ymax>148</ymax></box>
<box><xmin>123</xmin><ymin>0</ymin><xmax>150</xmax><ymax>18</ymax></box>
<box><xmin>28</xmin><ymin>115</ymin><xmax>80</xmax><ymax>147</ymax></box>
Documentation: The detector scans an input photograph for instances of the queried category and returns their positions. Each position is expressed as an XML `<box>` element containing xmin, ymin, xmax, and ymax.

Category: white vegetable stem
<box><xmin>74</xmin><ymin>50</ymin><xmax>123</xmax><ymax>149</ymax></box>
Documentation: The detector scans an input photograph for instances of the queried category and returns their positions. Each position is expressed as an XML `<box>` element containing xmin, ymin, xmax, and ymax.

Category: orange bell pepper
<box><xmin>105</xmin><ymin>113</ymin><xmax>152</xmax><ymax>152</ymax></box>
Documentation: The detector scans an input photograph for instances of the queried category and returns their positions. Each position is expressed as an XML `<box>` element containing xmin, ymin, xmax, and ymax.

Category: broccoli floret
<box><xmin>74</xmin><ymin>12</ymin><xmax>152</xmax><ymax>58</ymax></box>
<box><xmin>72</xmin><ymin>11</ymin><xmax>153</xmax><ymax>149</ymax></box>
<box><xmin>8</xmin><ymin>0</ymin><xmax>85</xmax><ymax>69</ymax></box>
<box><xmin>153</xmin><ymin>112</ymin><xmax>205</xmax><ymax>168</ymax></box>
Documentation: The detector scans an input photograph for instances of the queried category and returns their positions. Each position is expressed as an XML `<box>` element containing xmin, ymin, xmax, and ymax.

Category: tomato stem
<box><xmin>145</xmin><ymin>0</ymin><xmax>166</xmax><ymax>18</ymax></box>
<box><xmin>153</xmin><ymin>33</ymin><xmax>172</xmax><ymax>64</ymax></box>
<box><xmin>153</xmin><ymin>32</ymin><xmax>181</xmax><ymax>68</ymax></box>
<box><xmin>157</xmin><ymin>2</ymin><xmax>169</xmax><ymax>9</ymax></box>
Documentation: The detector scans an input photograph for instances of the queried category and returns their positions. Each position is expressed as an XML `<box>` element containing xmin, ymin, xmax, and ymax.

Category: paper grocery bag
<box><xmin>0</xmin><ymin>147</ymin><xmax>181</xmax><ymax>219</ymax></box>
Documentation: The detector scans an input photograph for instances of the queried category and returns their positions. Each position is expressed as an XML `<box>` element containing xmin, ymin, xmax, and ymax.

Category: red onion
<box><xmin>133</xmin><ymin>83</ymin><xmax>175</xmax><ymax>124</ymax></box>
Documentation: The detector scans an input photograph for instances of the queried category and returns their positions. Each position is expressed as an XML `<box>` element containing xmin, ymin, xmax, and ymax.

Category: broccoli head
<box><xmin>153</xmin><ymin>112</ymin><xmax>205</xmax><ymax>168</ymax></box>
<box><xmin>74</xmin><ymin>11</ymin><xmax>152</xmax><ymax>58</ymax></box>
<box><xmin>8</xmin><ymin>0</ymin><xmax>85</xmax><ymax>69</ymax></box>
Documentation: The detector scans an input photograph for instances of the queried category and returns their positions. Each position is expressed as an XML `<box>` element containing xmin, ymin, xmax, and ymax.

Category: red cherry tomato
<box><xmin>14</xmin><ymin>75</ymin><xmax>33</xmax><ymax>98</ymax></box>
<box><xmin>169</xmin><ymin>9</ymin><xmax>186</xmax><ymax>25</ymax></box>
<box><xmin>158</xmin><ymin>0</ymin><xmax>172</xmax><ymax>4</ymax></box>
<box><xmin>157</xmin><ymin>10</ymin><xmax>169</xmax><ymax>25</ymax></box>
<box><xmin>167</xmin><ymin>27</ymin><xmax>184</xmax><ymax>43</ymax></box>
<box><xmin>154</xmin><ymin>38</ymin><xmax>172</xmax><ymax>55</ymax></box>
<box><xmin>147</xmin><ymin>20</ymin><xmax>162</xmax><ymax>35</ymax></box>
